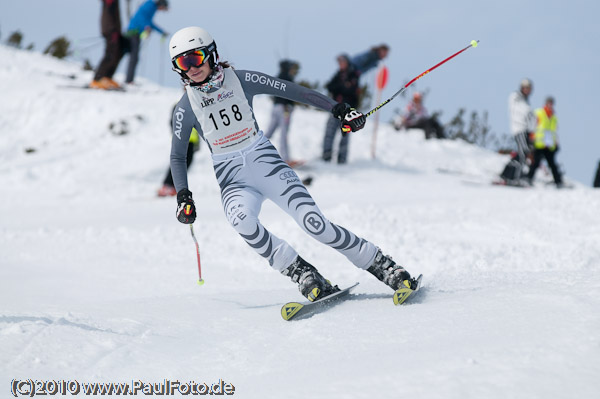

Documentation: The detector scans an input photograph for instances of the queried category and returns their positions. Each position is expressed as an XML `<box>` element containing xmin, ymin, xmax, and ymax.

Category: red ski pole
<box><xmin>190</xmin><ymin>224</ymin><xmax>204</xmax><ymax>285</ymax></box>
<box><xmin>365</xmin><ymin>40</ymin><xmax>480</xmax><ymax>118</ymax></box>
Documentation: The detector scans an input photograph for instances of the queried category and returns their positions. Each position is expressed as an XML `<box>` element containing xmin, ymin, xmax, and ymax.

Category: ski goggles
<box><xmin>173</xmin><ymin>49</ymin><xmax>209</xmax><ymax>72</ymax></box>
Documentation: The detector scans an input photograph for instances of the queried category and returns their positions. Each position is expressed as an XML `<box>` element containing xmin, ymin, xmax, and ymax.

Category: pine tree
<box><xmin>44</xmin><ymin>36</ymin><xmax>71</xmax><ymax>59</ymax></box>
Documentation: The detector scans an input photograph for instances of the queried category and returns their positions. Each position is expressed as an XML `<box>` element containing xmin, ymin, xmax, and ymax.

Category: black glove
<box><xmin>176</xmin><ymin>188</ymin><xmax>196</xmax><ymax>224</ymax></box>
<box><xmin>332</xmin><ymin>103</ymin><xmax>366</xmax><ymax>135</ymax></box>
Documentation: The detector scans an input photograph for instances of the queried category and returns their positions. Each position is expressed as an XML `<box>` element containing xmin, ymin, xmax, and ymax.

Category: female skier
<box><xmin>168</xmin><ymin>27</ymin><xmax>418</xmax><ymax>301</ymax></box>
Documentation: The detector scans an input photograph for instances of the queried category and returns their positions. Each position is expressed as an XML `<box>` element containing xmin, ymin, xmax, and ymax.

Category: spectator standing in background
<box><xmin>322</xmin><ymin>54</ymin><xmax>361</xmax><ymax>164</ymax></box>
<box><xmin>499</xmin><ymin>78</ymin><xmax>536</xmax><ymax>186</ymax></box>
<box><xmin>593</xmin><ymin>161</ymin><xmax>600</xmax><ymax>188</ymax></box>
<box><xmin>526</xmin><ymin>96</ymin><xmax>563</xmax><ymax>188</ymax></box>
<box><xmin>90</xmin><ymin>0</ymin><xmax>125</xmax><ymax>90</ymax></box>
<box><xmin>124</xmin><ymin>0</ymin><xmax>169</xmax><ymax>85</ymax></box>
<box><xmin>264</xmin><ymin>60</ymin><xmax>300</xmax><ymax>165</ymax></box>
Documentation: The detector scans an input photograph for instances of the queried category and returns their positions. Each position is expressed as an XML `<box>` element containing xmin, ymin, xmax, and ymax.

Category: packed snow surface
<box><xmin>1</xmin><ymin>46</ymin><xmax>599</xmax><ymax>398</ymax></box>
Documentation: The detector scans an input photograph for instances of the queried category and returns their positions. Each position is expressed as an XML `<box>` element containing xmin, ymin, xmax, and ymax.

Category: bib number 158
<box><xmin>208</xmin><ymin>105</ymin><xmax>243</xmax><ymax>130</ymax></box>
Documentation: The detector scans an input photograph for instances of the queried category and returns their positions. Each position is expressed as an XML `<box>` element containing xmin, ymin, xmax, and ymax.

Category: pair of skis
<box><xmin>58</xmin><ymin>84</ymin><xmax>126</xmax><ymax>92</ymax></box>
<box><xmin>281</xmin><ymin>275</ymin><xmax>423</xmax><ymax>321</ymax></box>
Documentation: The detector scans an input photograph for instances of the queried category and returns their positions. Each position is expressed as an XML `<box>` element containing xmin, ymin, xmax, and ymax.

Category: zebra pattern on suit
<box><xmin>211</xmin><ymin>135</ymin><xmax>377</xmax><ymax>272</ymax></box>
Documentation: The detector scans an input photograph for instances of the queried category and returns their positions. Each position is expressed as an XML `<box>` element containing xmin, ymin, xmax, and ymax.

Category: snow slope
<box><xmin>1</xmin><ymin>45</ymin><xmax>600</xmax><ymax>399</ymax></box>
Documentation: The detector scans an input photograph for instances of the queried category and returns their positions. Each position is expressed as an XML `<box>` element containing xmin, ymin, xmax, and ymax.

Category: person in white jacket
<box><xmin>499</xmin><ymin>78</ymin><xmax>536</xmax><ymax>185</ymax></box>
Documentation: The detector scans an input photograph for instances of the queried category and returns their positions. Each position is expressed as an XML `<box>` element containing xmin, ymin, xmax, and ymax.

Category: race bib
<box><xmin>187</xmin><ymin>69</ymin><xmax>259</xmax><ymax>154</ymax></box>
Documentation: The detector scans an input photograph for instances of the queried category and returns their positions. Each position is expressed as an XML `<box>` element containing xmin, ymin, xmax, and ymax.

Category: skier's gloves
<box><xmin>176</xmin><ymin>188</ymin><xmax>196</xmax><ymax>224</ymax></box>
<box><xmin>331</xmin><ymin>103</ymin><xmax>366</xmax><ymax>135</ymax></box>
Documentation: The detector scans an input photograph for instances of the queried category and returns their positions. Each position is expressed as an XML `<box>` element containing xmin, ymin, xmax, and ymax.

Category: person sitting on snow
<box><xmin>393</xmin><ymin>92</ymin><xmax>445</xmax><ymax>139</ymax></box>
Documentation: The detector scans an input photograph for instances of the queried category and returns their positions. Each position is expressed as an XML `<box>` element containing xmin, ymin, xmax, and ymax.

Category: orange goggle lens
<box><xmin>174</xmin><ymin>50</ymin><xmax>207</xmax><ymax>72</ymax></box>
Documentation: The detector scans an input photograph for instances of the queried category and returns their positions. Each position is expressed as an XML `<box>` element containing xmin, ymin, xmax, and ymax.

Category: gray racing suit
<box><xmin>170</xmin><ymin>68</ymin><xmax>377</xmax><ymax>272</ymax></box>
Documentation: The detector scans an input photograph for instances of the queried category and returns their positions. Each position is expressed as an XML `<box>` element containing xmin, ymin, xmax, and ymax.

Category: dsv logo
<box><xmin>303</xmin><ymin>212</ymin><xmax>325</xmax><ymax>235</ymax></box>
<box><xmin>279</xmin><ymin>171</ymin><xmax>297</xmax><ymax>180</ymax></box>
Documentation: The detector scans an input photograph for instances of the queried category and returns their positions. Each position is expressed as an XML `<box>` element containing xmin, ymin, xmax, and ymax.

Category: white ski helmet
<box><xmin>169</xmin><ymin>27</ymin><xmax>218</xmax><ymax>76</ymax></box>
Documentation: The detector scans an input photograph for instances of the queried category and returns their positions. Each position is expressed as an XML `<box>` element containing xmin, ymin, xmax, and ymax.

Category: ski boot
<box><xmin>282</xmin><ymin>256</ymin><xmax>340</xmax><ymax>302</ymax></box>
<box><xmin>367</xmin><ymin>248</ymin><xmax>418</xmax><ymax>291</ymax></box>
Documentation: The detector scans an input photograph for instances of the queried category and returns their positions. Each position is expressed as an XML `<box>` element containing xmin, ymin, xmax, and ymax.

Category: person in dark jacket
<box><xmin>322</xmin><ymin>54</ymin><xmax>361</xmax><ymax>164</ymax></box>
<box><xmin>526</xmin><ymin>96</ymin><xmax>563</xmax><ymax>187</ymax></box>
<box><xmin>264</xmin><ymin>60</ymin><xmax>300</xmax><ymax>164</ymax></box>
<box><xmin>124</xmin><ymin>0</ymin><xmax>169</xmax><ymax>84</ymax></box>
<box><xmin>594</xmin><ymin>161</ymin><xmax>600</xmax><ymax>188</ymax></box>
<box><xmin>90</xmin><ymin>0</ymin><xmax>125</xmax><ymax>90</ymax></box>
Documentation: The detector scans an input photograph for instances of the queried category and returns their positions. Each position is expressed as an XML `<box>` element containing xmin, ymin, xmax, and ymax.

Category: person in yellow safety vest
<box><xmin>526</xmin><ymin>96</ymin><xmax>563</xmax><ymax>187</ymax></box>
<box><xmin>158</xmin><ymin>125</ymin><xmax>200</xmax><ymax>196</ymax></box>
